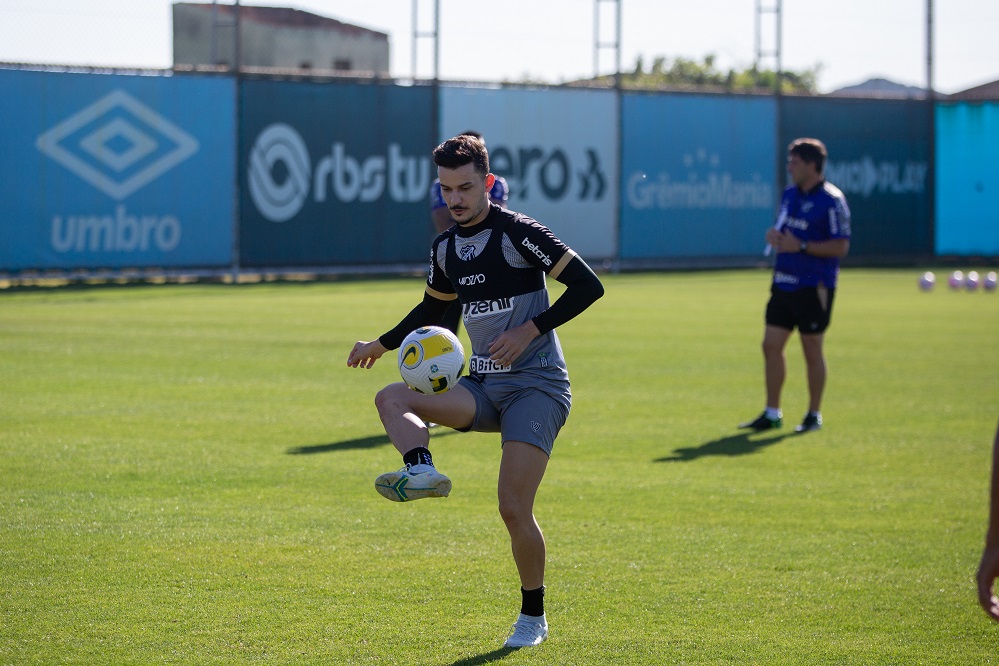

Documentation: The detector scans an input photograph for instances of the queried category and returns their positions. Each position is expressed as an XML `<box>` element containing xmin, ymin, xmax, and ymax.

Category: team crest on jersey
<box><xmin>458</xmin><ymin>244</ymin><xmax>477</xmax><ymax>261</ymax></box>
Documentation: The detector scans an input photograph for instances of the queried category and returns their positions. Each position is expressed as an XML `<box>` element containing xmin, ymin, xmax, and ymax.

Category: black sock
<box><xmin>520</xmin><ymin>585</ymin><xmax>545</xmax><ymax>617</ymax></box>
<box><xmin>403</xmin><ymin>447</ymin><xmax>433</xmax><ymax>468</ymax></box>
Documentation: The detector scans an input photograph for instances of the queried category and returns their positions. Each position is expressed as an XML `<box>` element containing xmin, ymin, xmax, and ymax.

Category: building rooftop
<box><xmin>177</xmin><ymin>3</ymin><xmax>388</xmax><ymax>40</ymax></box>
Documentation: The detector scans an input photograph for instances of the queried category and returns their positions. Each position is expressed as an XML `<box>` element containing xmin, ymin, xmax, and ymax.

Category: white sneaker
<box><xmin>374</xmin><ymin>463</ymin><xmax>451</xmax><ymax>502</ymax></box>
<box><xmin>503</xmin><ymin>613</ymin><xmax>548</xmax><ymax>648</ymax></box>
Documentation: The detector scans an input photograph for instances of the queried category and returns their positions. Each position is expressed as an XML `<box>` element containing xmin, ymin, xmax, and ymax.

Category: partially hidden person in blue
<box><xmin>430</xmin><ymin>130</ymin><xmax>509</xmax><ymax>335</ymax></box>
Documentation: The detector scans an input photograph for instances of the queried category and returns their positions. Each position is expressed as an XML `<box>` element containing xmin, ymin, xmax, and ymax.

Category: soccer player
<box><xmin>977</xmin><ymin>421</ymin><xmax>999</xmax><ymax>621</ymax></box>
<box><xmin>429</xmin><ymin>130</ymin><xmax>509</xmax><ymax>335</ymax></box>
<box><xmin>347</xmin><ymin>134</ymin><xmax>604</xmax><ymax>647</ymax></box>
<box><xmin>740</xmin><ymin>138</ymin><xmax>851</xmax><ymax>433</ymax></box>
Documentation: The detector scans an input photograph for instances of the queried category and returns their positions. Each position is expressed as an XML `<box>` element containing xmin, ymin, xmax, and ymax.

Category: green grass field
<box><xmin>2</xmin><ymin>269</ymin><xmax>998</xmax><ymax>665</ymax></box>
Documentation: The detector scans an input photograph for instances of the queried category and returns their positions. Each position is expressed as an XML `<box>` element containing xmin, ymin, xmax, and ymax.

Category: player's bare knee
<box><xmin>374</xmin><ymin>383</ymin><xmax>411</xmax><ymax>416</ymax></box>
<box><xmin>497</xmin><ymin>495</ymin><xmax>532</xmax><ymax>528</ymax></box>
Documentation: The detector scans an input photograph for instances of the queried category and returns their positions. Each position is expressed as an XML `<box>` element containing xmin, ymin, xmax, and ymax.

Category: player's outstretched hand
<box><xmin>347</xmin><ymin>340</ymin><xmax>387</xmax><ymax>369</ymax></box>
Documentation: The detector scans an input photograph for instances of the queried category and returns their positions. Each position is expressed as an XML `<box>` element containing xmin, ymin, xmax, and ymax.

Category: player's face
<box><xmin>787</xmin><ymin>153</ymin><xmax>819</xmax><ymax>188</ymax></box>
<box><xmin>438</xmin><ymin>163</ymin><xmax>495</xmax><ymax>227</ymax></box>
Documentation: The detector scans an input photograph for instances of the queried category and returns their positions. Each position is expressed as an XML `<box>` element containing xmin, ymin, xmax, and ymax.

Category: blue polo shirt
<box><xmin>772</xmin><ymin>180</ymin><xmax>851</xmax><ymax>291</ymax></box>
<box><xmin>430</xmin><ymin>176</ymin><xmax>509</xmax><ymax>210</ymax></box>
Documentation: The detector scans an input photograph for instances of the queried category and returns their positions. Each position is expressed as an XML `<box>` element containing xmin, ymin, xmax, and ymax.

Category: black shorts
<box><xmin>765</xmin><ymin>285</ymin><xmax>836</xmax><ymax>334</ymax></box>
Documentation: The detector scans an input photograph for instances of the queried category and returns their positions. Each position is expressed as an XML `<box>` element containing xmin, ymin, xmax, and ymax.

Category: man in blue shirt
<box><xmin>741</xmin><ymin>138</ymin><xmax>851</xmax><ymax>433</ymax></box>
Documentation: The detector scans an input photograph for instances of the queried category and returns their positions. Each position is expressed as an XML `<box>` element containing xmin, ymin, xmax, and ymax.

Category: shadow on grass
<box><xmin>445</xmin><ymin>647</ymin><xmax>518</xmax><ymax>665</ymax></box>
<box><xmin>655</xmin><ymin>430</ymin><xmax>794</xmax><ymax>463</ymax></box>
<box><xmin>286</xmin><ymin>428</ymin><xmax>458</xmax><ymax>455</ymax></box>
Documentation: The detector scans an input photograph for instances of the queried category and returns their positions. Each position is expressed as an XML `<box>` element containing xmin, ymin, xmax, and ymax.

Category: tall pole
<box><xmin>411</xmin><ymin>0</ymin><xmax>416</xmax><ymax>79</ymax></box>
<box><xmin>775</xmin><ymin>0</ymin><xmax>782</xmax><ymax>96</ymax></box>
<box><xmin>593</xmin><ymin>0</ymin><xmax>620</xmax><ymax>81</ymax></box>
<box><xmin>926</xmin><ymin>0</ymin><xmax>936</xmax><ymax>257</ymax></box>
<box><xmin>926</xmin><ymin>0</ymin><xmax>934</xmax><ymax>97</ymax></box>
<box><xmin>412</xmin><ymin>0</ymin><xmax>439</xmax><ymax>80</ymax></box>
<box><xmin>433</xmin><ymin>0</ymin><xmax>440</xmax><ymax>82</ymax></box>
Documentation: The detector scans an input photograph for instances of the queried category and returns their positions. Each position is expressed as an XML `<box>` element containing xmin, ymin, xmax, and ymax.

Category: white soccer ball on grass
<box><xmin>398</xmin><ymin>326</ymin><xmax>465</xmax><ymax>395</ymax></box>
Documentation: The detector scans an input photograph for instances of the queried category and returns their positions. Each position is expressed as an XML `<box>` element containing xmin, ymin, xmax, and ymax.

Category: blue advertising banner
<box><xmin>0</xmin><ymin>69</ymin><xmax>235</xmax><ymax>271</ymax></box>
<box><xmin>239</xmin><ymin>80</ymin><xmax>434</xmax><ymax>267</ymax></box>
<box><xmin>936</xmin><ymin>102</ymin><xmax>999</xmax><ymax>256</ymax></box>
<box><xmin>779</xmin><ymin>97</ymin><xmax>932</xmax><ymax>257</ymax></box>
<box><xmin>620</xmin><ymin>93</ymin><xmax>778</xmax><ymax>259</ymax></box>
<box><xmin>440</xmin><ymin>87</ymin><xmax>618</xmax><ymax>260</ymax></box>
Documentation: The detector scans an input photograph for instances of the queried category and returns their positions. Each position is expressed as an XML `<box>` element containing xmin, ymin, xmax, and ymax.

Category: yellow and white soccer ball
<box><xmin>398</xmin><ymin>326</ymin><xmax>465</xmax><ymax>395</ymax></box>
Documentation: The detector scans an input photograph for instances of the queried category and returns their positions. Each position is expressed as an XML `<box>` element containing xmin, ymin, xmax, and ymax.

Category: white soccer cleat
<box><xmin>503</xmin><ymin>613</ymin><xmax>548</xmax><ymax>648</ymax></box>
<box><xmin>374</xmin><ymin>463</ymin><xmax>451</xmax><ymax>502</ymax></box>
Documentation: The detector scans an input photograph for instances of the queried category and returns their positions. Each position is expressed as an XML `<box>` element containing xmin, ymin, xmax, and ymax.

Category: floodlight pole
<box><xmin>593</xmin><ymin>0</ymin><xmax>621</xmax><ymax>85</ymax></box>
<box><xmin>755</xmin><ymin>0</ymin><xmax>782</xmax><ymax>94</ymax></box>
<box><xmin>412</xmin><ymin>0</ymin><xmax>439</xmax><ymax>81</ymax></box>
<box><xmin>926</xmin><ymin>0</ymin><xmax>936</xmax><ymax>255</ymax></box>
<box><xmin>231</xmin><ymin>0</ymin><xmax>242</xmax><ymax>280</ymax></box>
<box><xmin>926</xmin><ymin>0</ymin><xmax>934</xmax><ymax>98</ymax></box>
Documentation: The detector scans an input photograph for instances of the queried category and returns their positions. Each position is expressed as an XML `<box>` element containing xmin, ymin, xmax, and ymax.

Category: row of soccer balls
<box><xmin>920</xmin><ymin>270</ymin><xmax>998</xmax><ymax>292</ymax></box>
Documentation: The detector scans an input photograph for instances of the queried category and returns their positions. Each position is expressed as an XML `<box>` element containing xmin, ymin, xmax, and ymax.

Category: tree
<box><xmin>593</xmin><ymin>54</ymin><xmax>820</xmax><ymax>94</ymax></box>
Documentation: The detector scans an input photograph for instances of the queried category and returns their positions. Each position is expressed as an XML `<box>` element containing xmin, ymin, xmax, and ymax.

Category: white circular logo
<box><xmin>248</xmin><ymin>123</ymin><xmax>311</xmax><ymax>223</ymax></box>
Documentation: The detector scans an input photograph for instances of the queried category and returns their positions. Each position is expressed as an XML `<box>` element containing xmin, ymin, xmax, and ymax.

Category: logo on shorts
<box><xmin>469</xmin><ymin>355</ymin><xmax>511</xmax><ymax>374</ymax></box>
<box><xmin>531</xmin><ymin>421</ymin><xmax>542</xmax><ymax>433</ymax></box>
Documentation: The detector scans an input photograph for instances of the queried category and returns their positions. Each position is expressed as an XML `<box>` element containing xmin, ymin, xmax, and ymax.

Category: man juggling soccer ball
<box><xmin>347</xmin><ymin>134</ymin><xmax>604</xmax><ymax>648</ymax></box>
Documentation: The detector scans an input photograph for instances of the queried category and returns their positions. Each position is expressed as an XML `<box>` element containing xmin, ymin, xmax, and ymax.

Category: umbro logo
<box><xmin>36</xmin><ymin>90</ymin><xmax>199</xmax><ymax>200</ymax></box>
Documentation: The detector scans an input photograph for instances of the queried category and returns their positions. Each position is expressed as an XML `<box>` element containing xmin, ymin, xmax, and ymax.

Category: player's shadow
<box><xmin>655</xmin><ymin>431</ymin><xmax>793</xmax><ymax>463</ymax></box>
<box><xmin>445</xmin><ymin>647</ymin><xmax>517</xmax><ymax>666</ymax></box>
<box><xmin>286</xmin><ymin>428</ymin><xmax>458</xmax><ymax>455</ymax></box>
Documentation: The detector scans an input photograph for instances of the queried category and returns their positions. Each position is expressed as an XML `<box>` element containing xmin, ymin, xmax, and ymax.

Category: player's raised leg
<box><xmin>372</xmin><ymin>381</ymin><xmax>476</xmax><ymax>502</ymax></box>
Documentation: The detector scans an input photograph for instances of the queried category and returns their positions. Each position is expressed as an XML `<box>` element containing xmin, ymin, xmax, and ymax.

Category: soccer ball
<box><xmin>965</xmin><ymin>270</ymin><xmax>980</xmax><ymax>291</ymax></box>
<box><xmin>985</xmin><ymin>271</ymin><xmax>998</xmax><ymax>291</ymax></box>
<box><xmin>398</xmin><ymin>326</ymin><xmax>465</xmax><ymax>395</ymax></box>
<box><xmin>949</xmin><ymin>270</ymin><xmax>964</xmax><ymax>290</ymax></box>
<box><xmin>918</xmin><ymin>271</ymin><xmax>935</xmax><ymax>291</ymax></box>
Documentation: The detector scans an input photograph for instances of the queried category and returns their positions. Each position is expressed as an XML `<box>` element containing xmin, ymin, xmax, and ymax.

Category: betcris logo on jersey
<box><xmin>520</xmin><ymin>237</ymin><xmax>552</xmax><ymax>266</ymax></box>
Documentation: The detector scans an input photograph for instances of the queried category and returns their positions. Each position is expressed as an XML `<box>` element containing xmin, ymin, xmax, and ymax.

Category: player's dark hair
<box><xmin>788</xmin><ymin>138</ymin><xmax>827</xmax><ymax>173</ymax></box>
<box><xmin>433</xmin><ymin>134</ymin><xmax>489</xmax><ymax>175</ymax></box>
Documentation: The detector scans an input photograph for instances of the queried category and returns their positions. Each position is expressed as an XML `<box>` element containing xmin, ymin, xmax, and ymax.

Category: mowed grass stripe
<box><xmin>1</xmin><ymin>270</ymin><xmax>997</xmax><ymax>664</ymax></box>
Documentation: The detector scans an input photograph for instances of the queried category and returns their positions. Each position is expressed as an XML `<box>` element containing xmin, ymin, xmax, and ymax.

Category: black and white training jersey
<box><xmin>427</xmin><ymin>204</ymin><xmax>577</xmax><ymax>379</ymax></box>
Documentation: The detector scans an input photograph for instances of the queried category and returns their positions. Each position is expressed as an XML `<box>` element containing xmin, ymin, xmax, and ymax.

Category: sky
<box><xmin>0</xmin><ymin>0</ymin><xmax>996</xmax><ymax>94</ymax></box>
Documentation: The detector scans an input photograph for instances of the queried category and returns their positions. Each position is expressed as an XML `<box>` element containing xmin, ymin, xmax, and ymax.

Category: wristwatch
<box><xmin>799</xmin><ymin>241</ymin><xmax>808</xmax><ymax>253</ymax></box>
